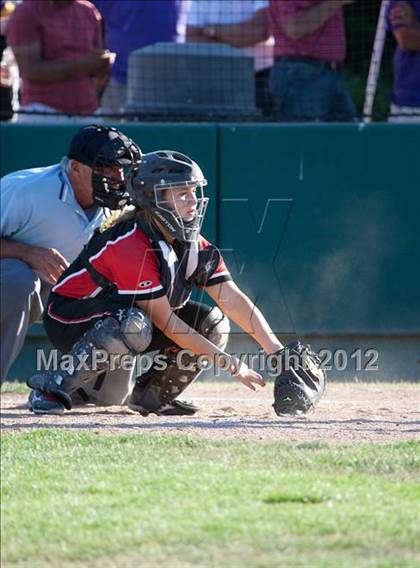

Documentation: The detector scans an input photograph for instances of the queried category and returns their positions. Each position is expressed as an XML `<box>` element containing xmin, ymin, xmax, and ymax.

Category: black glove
<box><xmin>271</xmin><ymin>341</ymin><xmax>326</xmax><ymax>416</ymax></box>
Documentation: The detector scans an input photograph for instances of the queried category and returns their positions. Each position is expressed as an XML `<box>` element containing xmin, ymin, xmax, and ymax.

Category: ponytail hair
<box><xmin>99</xmin><ymin>206</ymin><xmax>155</xmax><ymax>233</ymax></box>
<box><xmin>99</xmin><ymin>207</ymin><xmax>136</xmax><ymax>232</ymax></box>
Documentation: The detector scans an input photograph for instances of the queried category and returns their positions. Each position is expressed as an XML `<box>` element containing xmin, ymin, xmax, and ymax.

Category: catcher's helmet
<box><xmin>128</xmin><ymin>150</ymin><xmax>208</xmax><ymax>242</ymax></box>
<box><xmin>68</xmin><ymin>124</ymin><xmax>142</xmax><ymax>210</ymax></box>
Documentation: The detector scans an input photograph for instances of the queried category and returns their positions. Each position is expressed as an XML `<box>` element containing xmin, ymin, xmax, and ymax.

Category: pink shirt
<box><xmin>6</xmin><ymin>0</ymin><xmax>103</xmax><ymax>114</ymax></box>
<box><xmin>269</xmin><ymin>0</ymin><xmax>346</xmax><ymax>63</ymax></box>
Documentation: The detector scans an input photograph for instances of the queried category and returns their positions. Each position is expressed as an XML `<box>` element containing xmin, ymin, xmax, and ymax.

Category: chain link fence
<box><xmin>0</xmin><ymin>1</ymin><xmax>411</xmax><ymax>124</ymax></box>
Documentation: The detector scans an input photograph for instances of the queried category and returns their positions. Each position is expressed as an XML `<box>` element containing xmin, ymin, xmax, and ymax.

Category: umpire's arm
<box><xmin>205</xmin><ymin>280</ymin><xmax>283</xmax><ymax>355</ymax></box>
<box><xmin>0</xmin><ymin>180</ymin><xmax>68</xmax><ymax>283</ymax></box>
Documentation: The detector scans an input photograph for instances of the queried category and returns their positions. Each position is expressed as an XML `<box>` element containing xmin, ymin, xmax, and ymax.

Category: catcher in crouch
<box><xmin>27</xmin><ymin>150</ymin><xmax>325</xmax><ymax>416</ymax></box>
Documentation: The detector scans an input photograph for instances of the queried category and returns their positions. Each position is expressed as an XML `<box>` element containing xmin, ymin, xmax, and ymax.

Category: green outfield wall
<box><xmin>219</xmin><ymin>123</ymin><xmax>420</xmax><ymax>335</ymax></box>
<box><xmin>1</xmin><ymin>123</ymin><xmax>419</xmax><ymax>380</ymax></box>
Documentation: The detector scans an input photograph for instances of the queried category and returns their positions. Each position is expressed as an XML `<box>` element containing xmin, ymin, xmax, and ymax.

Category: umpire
<box><xmin>0</xmin><ymin>124</ymin><xmax>141</xmax><ymax>387</ymax></box>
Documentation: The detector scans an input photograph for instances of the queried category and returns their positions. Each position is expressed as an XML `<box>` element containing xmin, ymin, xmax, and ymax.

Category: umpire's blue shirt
<box><xmin>0</xmin><ymin>160</ymin><xmax>105</xmax><ymax>263</ymax></box>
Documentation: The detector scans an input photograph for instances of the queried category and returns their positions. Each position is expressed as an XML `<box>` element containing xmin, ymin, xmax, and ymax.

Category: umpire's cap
<box><xmin>67</xmin><ymin>124</ymin><xmax>139</xmax><ymax>168</ymax></box>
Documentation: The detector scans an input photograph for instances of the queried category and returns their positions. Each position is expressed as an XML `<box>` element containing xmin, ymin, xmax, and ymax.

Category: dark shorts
<box><xmin>44</xmin><ymin>292</ymin><xmax>213</xmax><ymax>354</ymax></box>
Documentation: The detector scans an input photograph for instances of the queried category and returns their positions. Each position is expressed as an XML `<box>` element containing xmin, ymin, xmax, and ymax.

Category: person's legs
<box><xmin>331</xmin><ymin>71</ymin><xmax>356</xmax><ymax>122</ymax></box>
<box><xmin>269</xmin><ymin>61</ymin><xmax>354</xmax><ymax>122</ymax></box>
<box><xmin>0</xmin><ymin>259</ymin><xmax>47</xmax><ymax>382</ymax></box>
<box><xmin>27</xmin><ymin>296</ymin><xmax>152</xmax><ymax>413</ymax></box>
<box><xmin>129</xmin><ymin>301</ymin><xmax>230</xmax><ymax>416</ymax></box>
<box><xmin>255</xmin><ymin>68</ymin><xmax>274</xmax><ymax>118</ymax></box>
<box><xmin>270</xmin><ymin>60</ymin><xmax>327</xmax><ymax>121</ymax></box>
<box><xmin>269</xmin><ymin>61</ymin><xmax>290</xmax><ymax>120</ymax></box>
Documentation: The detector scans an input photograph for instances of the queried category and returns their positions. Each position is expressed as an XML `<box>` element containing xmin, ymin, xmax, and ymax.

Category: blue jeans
<box><xmin>269</xmin><ymin>59</ymin><xmax>356</xmax><ymax>122</ymax></box>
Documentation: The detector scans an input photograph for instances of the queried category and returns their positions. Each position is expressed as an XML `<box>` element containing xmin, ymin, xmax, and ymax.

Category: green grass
<box><xmin>1</xmin><ymin>381</ymin><xmax>30</xmax><ymax>394</ymax></box>
<box><xmin>1</xmin><ymin>433</ymin><xmax>419</xmax><ymax>567</ymax></box>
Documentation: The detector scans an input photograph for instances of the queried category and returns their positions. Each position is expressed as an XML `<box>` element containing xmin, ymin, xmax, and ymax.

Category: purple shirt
<box><xmin>93</xmin><ymin>0</ymin><xmax>189</xmax><ymax>85</ymax></box>
<box><xmin>387</xmin><ymin>0</ymin><xmax>420</xmax><ymax>107</ymax></box>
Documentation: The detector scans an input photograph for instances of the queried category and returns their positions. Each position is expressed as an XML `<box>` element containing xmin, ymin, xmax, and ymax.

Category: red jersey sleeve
<box><xmin>91</xmin><ymin>226</ymin><xmax>166</xmax><ymax>301</ymax></box>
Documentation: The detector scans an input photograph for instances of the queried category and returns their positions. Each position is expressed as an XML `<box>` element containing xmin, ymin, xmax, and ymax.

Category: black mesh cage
<box><xmin>91</xmin><ymin>135</ymin><xmax>142</xmax><ymax>210</ymax></box>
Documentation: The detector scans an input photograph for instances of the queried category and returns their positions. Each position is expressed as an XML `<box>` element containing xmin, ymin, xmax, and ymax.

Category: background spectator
<box><xmin>386</xmin><ymin>0</ymin><xmax>420</xmax><ymax>122</ymax></box>
<box><xmin>268</xmin><ymin>0</ymin><xmax>356</xmax><ymax>122</ymax></box>
<box><xmin>93</xmin><ymin>0</ymin><xmax>190</xmax><ymax>116</ymax></box>
<box><xmin>186</xmin><ymin>0</ymin><xmax>274</xmax><ymax>116</ymax></box>
<box><xmin>5</xmin><ymin>0</ymin><xmax>114</xmax><ymax>122</ymax></box>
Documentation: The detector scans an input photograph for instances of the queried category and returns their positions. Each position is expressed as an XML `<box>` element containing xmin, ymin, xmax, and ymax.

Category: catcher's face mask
<box><xmin>153</xmin><ymin>180</ymin><xmax>208</xmax><ymax>243</ymax></box>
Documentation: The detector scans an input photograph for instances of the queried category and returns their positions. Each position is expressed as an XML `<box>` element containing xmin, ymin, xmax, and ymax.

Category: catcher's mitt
<box><xmin>272</xmin><ymin>341</ymin><xmax>326</xmax><ymax>416</ymax></box>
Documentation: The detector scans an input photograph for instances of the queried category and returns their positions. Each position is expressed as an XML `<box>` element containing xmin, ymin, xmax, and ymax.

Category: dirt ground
<box><xmin>1</xmin><ymin>383</ymin><xmax>419</xmax><ymax>444</ymax></box>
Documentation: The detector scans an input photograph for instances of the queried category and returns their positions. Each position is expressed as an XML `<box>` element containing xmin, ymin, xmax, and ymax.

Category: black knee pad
<box><xmin>199</xmin><ymin>306</ymin><xmax>230</xmax><ymax>350</ymax></box>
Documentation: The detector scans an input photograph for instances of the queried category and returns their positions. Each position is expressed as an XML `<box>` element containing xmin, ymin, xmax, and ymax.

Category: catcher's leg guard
<box><xmin>129</xmin><ymin>306</ymin><xmax>230</xmax><ymax>415</ymax></box>
<box><xmin>129</xmin><ymin>349</ymin><xmax>201</xmax><ymax>415</ymax></box>
<box><xmin>73</xmin><ymin>366</ymin><xmax>134</xmax><ymax>407</ymax></box>
<box><xmin>27</xmin><ymin>308</ymin><xmax>152</xmax><ymax>410</ymax></box>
